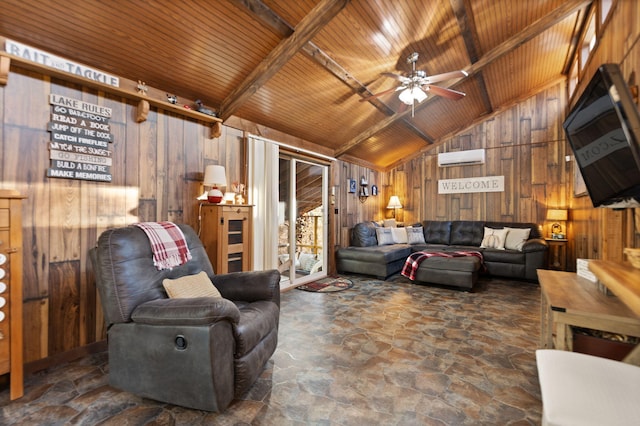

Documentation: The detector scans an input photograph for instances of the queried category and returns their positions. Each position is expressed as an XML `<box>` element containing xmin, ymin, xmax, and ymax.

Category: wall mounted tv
<box><xmin>563</xmin><ymin>63</ymin><xmax>640</xmax><ymax>208</ymax></box>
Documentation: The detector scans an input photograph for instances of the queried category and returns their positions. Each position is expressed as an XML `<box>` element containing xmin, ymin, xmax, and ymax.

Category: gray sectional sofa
<box><xmin>336</xmin><ymin>220</ymin><xmax>548</xmax><ymax>287</ymax></box>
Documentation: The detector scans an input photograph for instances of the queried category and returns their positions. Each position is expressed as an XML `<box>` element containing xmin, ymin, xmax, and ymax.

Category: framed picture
<box><xmin>348</xmin><ymin>179</ymin><xmax>356</xmax><ymax>193</ymax></box>
<box><xmin>371</xmin><ymin>185</ymin><xmax>378</xmax><ymax>196</ymax></box>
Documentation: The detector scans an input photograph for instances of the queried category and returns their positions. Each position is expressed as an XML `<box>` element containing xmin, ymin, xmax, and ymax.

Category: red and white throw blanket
<box><xmin>401</xmin><ymin>251</ymin><xmax>484</xmax><ymax>280</ymax></box>
<box><xmin>134</xmin><ymin>221</ymin><xmax>192</xmax><ymax>270</ymax></box>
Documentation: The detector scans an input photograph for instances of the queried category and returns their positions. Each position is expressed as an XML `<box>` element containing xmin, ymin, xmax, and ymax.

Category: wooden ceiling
<box><xmin>0</xmin><ymin>0</ymin><xmax>592</xmax><ymax>170</ymax></box>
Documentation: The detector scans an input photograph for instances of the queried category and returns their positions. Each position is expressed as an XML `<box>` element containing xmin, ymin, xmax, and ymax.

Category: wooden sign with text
<box><xmin>46</xmin><ymin>94</ymin><xmax>113</xmax><ymax>182</ymax></box>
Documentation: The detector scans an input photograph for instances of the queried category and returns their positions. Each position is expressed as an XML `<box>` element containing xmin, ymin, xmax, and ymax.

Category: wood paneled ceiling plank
<box><xmin>465</xmin><ymin>0</ymin><xmax>592</xmax><ymax>78</ymax></box>
<box><xmin>233</xmin><ymin>0</ymin><xmax>434</xmax><ymax>144</ymax></box>
<box><xmin>218</xmin><ymin>0</ymin><xmax>350</xmax><ymax>120</ymax></box>
<box><xmin>335</xmin><ymin>0</ymin><xmax>592</xmax><ymax>159</ymax></box>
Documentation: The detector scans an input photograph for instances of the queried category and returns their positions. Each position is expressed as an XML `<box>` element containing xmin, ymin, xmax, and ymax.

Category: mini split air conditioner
<box><xmin>437</xmin><ymin>149</ymin><xmax>486</xmax><ymax>167</ymax></box>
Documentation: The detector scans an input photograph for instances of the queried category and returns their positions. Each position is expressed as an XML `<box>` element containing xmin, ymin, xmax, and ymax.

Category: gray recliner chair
<box><xmin>89</xmin><ymin>223</ymin><xmax>280</xmax><ymax>412</ymax></box>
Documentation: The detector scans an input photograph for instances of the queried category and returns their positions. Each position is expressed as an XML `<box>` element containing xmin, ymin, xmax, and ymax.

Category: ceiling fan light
<box><xmin>412</xmin><ymin>87</ymin><xmax>427</xmax><ymax>103</ymax></box>
<box><xmin>398</xmin><ymin>88</ymin><xmax>414</xmax><ymax>105</ymax></box>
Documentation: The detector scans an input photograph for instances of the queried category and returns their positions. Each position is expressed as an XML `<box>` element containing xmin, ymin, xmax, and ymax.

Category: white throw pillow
<box><xmin>480</xmin><ymin>227</ymin><xmax>508</xmax><ymax>250</ymax></box>
<box><xmin>390</xmin><ymin>227</ymin><xmax>408</xmax><ymax>244</ymax></box>
<box><xmin>163</xmin><ymin>271</ymin><xmax>222</xmax><ymax>298</ymax></box>
<box><xmin>406</xmin><ymin>226</ymin><xmax>426</xmax><ymax>244</ymax></box>
<box><xmin>375</xmin><ymin>227</ymin><xmax>395</xmax><ymax>245</ymax></box>
<box><xmin>504</xmin><ymin>227</ymin><xmax>531</xmax><ymax>251</ymax></box>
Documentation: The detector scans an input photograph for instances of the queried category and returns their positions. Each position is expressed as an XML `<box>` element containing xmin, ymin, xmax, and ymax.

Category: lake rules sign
<box><xmin>438</xmin><ymin>176</ymin><xmax>504</xmax><ymax>194</ymax></box>
<box><xmin>47</xmin><ymin>94</ymin><xmax>113</xmax><ymax>182</ymax></box>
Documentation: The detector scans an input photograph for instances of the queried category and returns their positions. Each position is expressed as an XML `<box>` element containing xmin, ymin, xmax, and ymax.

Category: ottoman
<box><xmin>412</xmin><ymin>254</ymin><xmax>482</xmax><ymax>290</ymax></box>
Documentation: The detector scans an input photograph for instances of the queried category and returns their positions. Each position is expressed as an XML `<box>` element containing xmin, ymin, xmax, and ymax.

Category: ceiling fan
<box><xmin>361</xmin><ymin>52</ymin><xmax>468</xmax><ymax>116</ymax></box>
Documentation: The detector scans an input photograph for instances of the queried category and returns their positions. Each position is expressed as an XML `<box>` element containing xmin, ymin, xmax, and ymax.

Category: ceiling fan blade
<box><xmin>359</xmin><ymin>86</ymin><xmax>404</xmax><ymax>102</ymax></box>
<box><xmin>424</xmin><ymin>85</ymin><xmax>466</xmax><ymax>100</ymax></box>
<box><xmin>381</xmin><ymin>72</ymin><xmax>410</xmax><ymax>83</ymax></box>
<box><xmin>424</xmin><ymin>70</ymin><xmax>468</xmax><ymax>84</ymax></box>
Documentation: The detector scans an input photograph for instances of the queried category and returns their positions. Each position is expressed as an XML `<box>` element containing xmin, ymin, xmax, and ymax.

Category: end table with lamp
<box><xmin>545</xmin><ymin>208</ymin><xmax>568</xmax><ymax>271</ymax></box>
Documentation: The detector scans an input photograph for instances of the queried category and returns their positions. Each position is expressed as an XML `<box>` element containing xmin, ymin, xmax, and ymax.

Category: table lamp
<box><xmin>387</xmin><ymin>195</ymin><xmax>402</xmax><ymax>218</ymax></box>
<box><xmin>203</xmin><ymin>165</ymin><xmax>227</xmax><ymax>203</ymax></box>
<box><xmin>546</xmin><ymin>209</ymin><xmax>568</xmax><ymax>238</ymax></box>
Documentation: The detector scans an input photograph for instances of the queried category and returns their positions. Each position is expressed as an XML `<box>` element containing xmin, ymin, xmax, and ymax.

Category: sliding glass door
<box><xmin>278</xmin><ymin>155</ymin><xmax>328</xmax><ymax>289</ymax></box>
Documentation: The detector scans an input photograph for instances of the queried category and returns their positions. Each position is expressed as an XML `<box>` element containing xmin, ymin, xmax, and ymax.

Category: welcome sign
<box><xmin>438</xmin><ymin>176</ymin><xmax>504</xmax><ymax>194</ymax></box>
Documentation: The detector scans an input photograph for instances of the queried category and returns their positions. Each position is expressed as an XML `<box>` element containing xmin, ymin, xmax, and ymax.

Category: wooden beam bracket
<box><xmin>0</xmin><ymin>55</ymin><xmax>10</xmax><ymax>85</ymax></box>
<box><xmin>136</xmin><ymin>99</ymin><xmax>150</xmax><ymax>123</ymax></box>
<box><xmin>211</xmin><ymin>121</ymin><xmax>222</xmax><ymax>139</ymax></box>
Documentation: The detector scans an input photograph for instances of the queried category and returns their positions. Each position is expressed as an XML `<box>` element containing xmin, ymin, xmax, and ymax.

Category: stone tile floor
<box><xmin>0</xmin><ymin>275</ymin><xmax>542</xmax><ymax>425</ymax></box>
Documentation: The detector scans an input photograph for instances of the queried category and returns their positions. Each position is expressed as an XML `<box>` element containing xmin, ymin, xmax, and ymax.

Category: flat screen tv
<box><xmin>563</xmin><ymin>63</ymin><xmax>640</xmax><ymax>208</ymax></box>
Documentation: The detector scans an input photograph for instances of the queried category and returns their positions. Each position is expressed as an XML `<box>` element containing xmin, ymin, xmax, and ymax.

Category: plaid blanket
<box><xmin>401</xmin><ymin>250</ymin><xmax>484</xmax><ymax>280</ymax></box>
<box><xmin>134</xmin><ymin>221</ymin><xmax>192</xmax><ymax>270</ymax></box>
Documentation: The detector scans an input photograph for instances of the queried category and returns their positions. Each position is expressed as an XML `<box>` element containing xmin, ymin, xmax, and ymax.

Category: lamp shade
<box><xmin>203</xmin><ymin>165</ymin><xmax>227</xmax><ymax>186</ymax></box>
<box><xmin>398</xmin><ymin>87</ymin><xmax>427</xmax><ymax>105</ymax></box>
<box><xmin>203</xmin><ymin>165</ymin><xmax>227</xmax><ymax>203</ymax></box>
<box><xmin>546</xmin><ymin>209</ymin><xmax>568</xmax><ymax>221</ymax></box>
<box><xmin>387</xmin><ymin>195</ymin><xmax>402</xmax><ymax>209</ymax></box>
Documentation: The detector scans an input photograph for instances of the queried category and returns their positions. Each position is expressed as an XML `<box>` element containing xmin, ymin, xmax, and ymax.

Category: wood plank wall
<box><xmin>387</xmin><ymin>82</ymin><xmax>569</xmax><ymax>239</ymax></box>
<box><xmin>331</xmin><ymin>82</ymin><xmax>573</xmax><ymax>256</ymax></box>
<box><xmin>568</xmin><ymin>0</ymin><xmax>640</xmax><ymax>263</ymax></box>
<box><xmin>0</xmin><ymin>68</ymin><xmax>245</xmax><ymax>364</ymax></box>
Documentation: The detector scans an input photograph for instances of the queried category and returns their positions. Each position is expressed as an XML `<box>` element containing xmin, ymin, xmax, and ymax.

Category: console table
<box><xmin>537</xmin><ymin>269</ymin><xmax>640</xmax><ymax>351</ymax></box>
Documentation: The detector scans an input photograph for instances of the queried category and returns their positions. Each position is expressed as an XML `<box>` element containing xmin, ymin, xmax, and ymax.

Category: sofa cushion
<box><xmin>376</xmin><ymin>227</ymin><xmax>395</xmax><ymax>245</ymax></box>
<box><xmin>406</xmin><ymin>227</ymin><xmax>426</xmax><ymax>244</ymax></box>
<box><xmin>450</xmin><ymin>221</ymin><xmax>484</xmax><ymax>246</ymax></box>
<box><xmin>390</xmin><ymin>227</ymin><xmax>408</xmax><ymax>243</ymax></box>
<box><xmin>504</xmin><ymin>227</ymin><xmax>531</xmax><ymax>251</ymax></box>
<box><xmin>351</xmin><ymin>221</ymin><xmax>379</xmax><ymax>247</ymax></box>
<box><xmin>483</xmin><ymin>249</ymin><xmax>525</xmax><ymax>264</ymax></box>
<box><xmin>486</xmin><ymin>222</ymin><xmax>541</xmax><ymax>239</ymax></box>
<box><xmin>163</xmin><ymin>271</ymin><xmax>222</xmax><ymax>299</ymax></box>
<box><xmin>480</xmin><ymin>227</ymin><xmax>508</xmax><ymax>250</ymax></box>
<box><xmin>337</xmin><ymin>245</ymin><xmax>411</xmax><ymax>263</ymax></box>
<box><xmin>422</xmin><ymin>221</ymin><xmax>451</xmax><ymax>245</ymax></box>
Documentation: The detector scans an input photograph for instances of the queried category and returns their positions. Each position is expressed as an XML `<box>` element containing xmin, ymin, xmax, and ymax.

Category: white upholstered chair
<box><xmin>536</xmin><ymin>349</ymin><xmax>640</xmax><ymax>426</ymax></box>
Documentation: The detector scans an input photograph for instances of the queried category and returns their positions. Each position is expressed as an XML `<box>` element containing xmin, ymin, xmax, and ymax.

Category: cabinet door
<box><xmin>223</xmin><ymin>207</ymin><xmax>251</xmax><ymax>273</ymax></box>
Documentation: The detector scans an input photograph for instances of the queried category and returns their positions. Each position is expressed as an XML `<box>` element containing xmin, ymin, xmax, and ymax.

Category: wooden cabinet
<box><xmin>200</xmin><ymin>204</ymin><xmax>252</xmax><ymax>274</ymax></box>
<box><xmin>0</xmin><ymin>189</ymin><xmax>24</xmax><ymax>400</ymax></box>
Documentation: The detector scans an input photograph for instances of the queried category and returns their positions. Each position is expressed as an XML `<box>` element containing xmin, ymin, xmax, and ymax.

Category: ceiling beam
<box><xmin>231</xmin><ymin>0</ymin><xmax>434</xmax><ymax>144</ymax></box>
<box><xmin>335</xmin><ymin>0</ymin><xmax>592</xmax><ymax>158</ymax></box>
<box><xmin>450</xmin><ymin>0</ymin><xmax>493</xmax><ymax>114</ymax></box>
<box><xmin>464</xmin><ymin>0</ymin><xmax>593</xmax><ymax>78</ymax></box>
<box><xmin>218</xmin><ymin>0</ymin><xmax>349</xmax><ymax>120</ymax></box>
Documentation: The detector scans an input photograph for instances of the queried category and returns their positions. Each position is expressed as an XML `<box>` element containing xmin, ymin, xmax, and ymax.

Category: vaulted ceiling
<box><xmin>1</xmin><ymin>0</ymin><xmax>592</xmax><ymax>170</ymax></box>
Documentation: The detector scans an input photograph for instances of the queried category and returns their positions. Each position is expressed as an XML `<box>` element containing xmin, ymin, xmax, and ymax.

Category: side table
<box><xmin>538</xmin><ymin>269</ymin><xmax>640</xmax><ymax>351</ymax></box>
<box><xmin>545</xmin><ymin>238</ymin><xmax>567</xmax><ymax>271</ymax></box>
